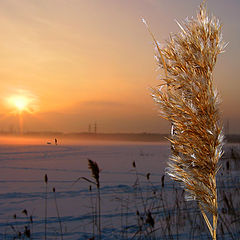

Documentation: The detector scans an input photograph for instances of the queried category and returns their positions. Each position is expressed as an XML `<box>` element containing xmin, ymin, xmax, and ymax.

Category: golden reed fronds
<box><xmin>146</xmin><ymin>2</ymin><xmax>226</xmax><ymax>239</ymax></box>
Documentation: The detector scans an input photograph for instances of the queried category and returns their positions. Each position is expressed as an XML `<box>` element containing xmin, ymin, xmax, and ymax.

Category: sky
<box><xmin>0</xmin><ymin>0</ymin><xmax>239</xmax><ymax>134</ymax></box>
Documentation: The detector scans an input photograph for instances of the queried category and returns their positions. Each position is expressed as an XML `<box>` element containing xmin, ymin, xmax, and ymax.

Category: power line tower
<box><xmin>94</xmin><ymin>122</ymin><xmax>97</xmax><ymax>134</ymax></box>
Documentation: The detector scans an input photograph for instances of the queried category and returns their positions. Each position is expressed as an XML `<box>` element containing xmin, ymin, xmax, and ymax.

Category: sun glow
<box><xmin>9</xmin><ymin>95</ymin><xmax>29</xmax><ymax>112</ymax></box>
<box><xmin>5</xmin><ymin>89</ymin><xmax>38</xmax><ymax>114</ymax></box>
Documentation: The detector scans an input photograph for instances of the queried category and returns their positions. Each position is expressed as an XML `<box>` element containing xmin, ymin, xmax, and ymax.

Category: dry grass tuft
<box><xmin>147</xmin><ymin>2</ymin><xmax>226</xmax><ymax>239</ymax></box>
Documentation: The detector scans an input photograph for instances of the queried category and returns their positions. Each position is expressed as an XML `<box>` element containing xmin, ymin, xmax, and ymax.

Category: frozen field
<box><xmin>0</xmin><ymin>137</ymin><xmax>239</xmax><ymax>239</ymax></box>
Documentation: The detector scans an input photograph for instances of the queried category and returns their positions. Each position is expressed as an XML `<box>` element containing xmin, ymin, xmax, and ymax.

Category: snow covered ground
<box><xmin>0</xmin><ymin>137</ymin><xmax>239</xmax><ymax>239</ymax></box>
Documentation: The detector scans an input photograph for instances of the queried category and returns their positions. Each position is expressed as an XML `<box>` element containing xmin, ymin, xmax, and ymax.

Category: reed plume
<box><xmin>88</xmin><ymin>159</ymin><xmax>101</xmax><ymax>240</ymax></box>
<box><xmin>146</xmin><ymin>2</ymin><xmax>226</xmax><ymax>239</ymax></box>
<box><xmin>88</xmin><ymin>159</ymin><xmax>100</xmax><ymax>188</ymax></box>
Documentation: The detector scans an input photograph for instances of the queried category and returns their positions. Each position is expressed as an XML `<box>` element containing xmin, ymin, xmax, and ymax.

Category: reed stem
<box><xmin>199</xmin><ymin>174</ymin><xmax>218</xmax><ymax>240</ymax></box>
<box><xmin>97</xmin><ymin>187</ymin><xmax>101</xmax><ymax>240</ymax></box>
<box><xmin>213</xmin><ymin>178</ymin><xmax>218</xmax><ymax>240</ymax></box>
<box><xmin>53</xmin><ymin>187</ymin><xmax>63</xmax><ymax>240</ymax></box>
<box><xmin>44</xmin><ymin>174</ymin><xmax>48</xmax><ymax>240</ymax></box>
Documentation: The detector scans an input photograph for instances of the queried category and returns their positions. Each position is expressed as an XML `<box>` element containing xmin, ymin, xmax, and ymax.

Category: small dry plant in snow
<box><xmin>144</xmin><ymin>2</ymin><xmax>226</xmax><ymax>239</ymax></box>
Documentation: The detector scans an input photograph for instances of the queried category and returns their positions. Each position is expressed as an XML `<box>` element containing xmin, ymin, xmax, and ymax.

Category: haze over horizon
<box><xmin>0</xmin><ymin>0</ymin><xmax>239</xmax><ymax>134</ymax></box>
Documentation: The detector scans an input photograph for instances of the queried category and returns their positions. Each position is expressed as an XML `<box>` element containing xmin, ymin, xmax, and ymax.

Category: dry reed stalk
<box><xmin>145</xmin><ymin>2</ymin><xmax>226</xmax><ymax>239</ymax></box>
<box><xmin>88</xmin><ymin>159</ymin><xmax>101</xmax><ymax>240</ymax></box>
<box><xmin>44</xmin><ymin>174</ymin><xmax>48</xmax><ymax>240</ymax></box>
<box><xmin>53</xmin><ymin>187</ymin><xmax>64</xmax><ymax>240</ymax></box>
<box><xmin>89</xmin><ymin>185</ymin><xmax>96</xmax><ymax>239</ymax></box>
<box><xmin>88</xmin><ymin>159</ymin><xmax>100</xmax><ymax>189</ymax></box>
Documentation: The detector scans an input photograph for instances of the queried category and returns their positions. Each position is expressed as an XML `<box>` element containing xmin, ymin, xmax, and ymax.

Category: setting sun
<box><xmin>5</xmin><ymin>89</ymin><xmax>38</xmax><ymax>115</ymax></box>
<box><xmin>9</xmin><ymin>95</ymin><xmax>29</xmax><ymax>113</ymax></box>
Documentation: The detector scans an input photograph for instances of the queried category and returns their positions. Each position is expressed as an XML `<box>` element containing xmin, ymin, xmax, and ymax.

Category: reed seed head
<box><xmin>132</xmin><ymin>161</ymin><xmax>136</xmax><ymax>168</ymax></box>
<box><xmin>22</xmin><ymin>209</ymin><xmax>28</xmax><ymax>216</ymax></box>
<box><xmin>44</xmin><ymin>174</ymin><xmax>48</xmax><ymax>184</ymax></box>
<box><xmin>146</xmin><ymin>211</ymin><xmax>155</xmax><ymax>228</ymax></box>
<box><xmin>152</xmin><ymin>2</ymin><xmax>225</xmax><ymax>215</ymax></box>
<box><xmin>88</xmin><ymin>159</ymin><xmax>100</xmax><ymax>188</ymax></box>
<box><xmin>146</xmin><ymin>173</ymin><xmax>150</xmax><ymax>180</ymax></box>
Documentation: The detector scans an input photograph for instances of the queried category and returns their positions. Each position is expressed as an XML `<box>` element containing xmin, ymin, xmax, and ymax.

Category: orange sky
<box><xmin>0</xmin><ymin>0</ymin><xmax>239</xmax><ymax>133</ymax></box>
